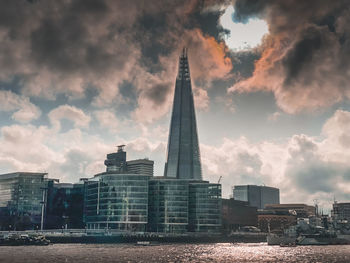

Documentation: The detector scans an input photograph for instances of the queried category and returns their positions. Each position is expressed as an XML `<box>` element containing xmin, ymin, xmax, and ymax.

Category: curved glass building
<box><xmin>85</xmin><ymin>146</ymin><xmax>153</xmax><ymax>231</ymax></box>
<box><xmin>85</xmin><ymin>173</ymin><xmax>150</xmax><ymax>231</ymax></box>
<box><xmin>148</xmin><ymin>177</ymin><xmax>189</xmax><ymax>233</ymax></box>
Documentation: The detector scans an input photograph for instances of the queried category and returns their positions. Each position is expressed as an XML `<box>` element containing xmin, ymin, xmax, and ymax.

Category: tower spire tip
<box><xmin>182</xmin><ymin>47</ymin><xmax>187</xmax><ymax>58</ymax></box>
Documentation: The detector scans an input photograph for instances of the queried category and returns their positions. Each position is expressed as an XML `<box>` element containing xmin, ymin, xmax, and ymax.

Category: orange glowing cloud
<box><xmin>185</xmin><ymin>29</ymin><xmax>233</xmax><ymax>82</ymax></box>
<box><xmin>227</xmin><ymin>0</ymin><xmax>350</xmax><ymax>114</ymax></box>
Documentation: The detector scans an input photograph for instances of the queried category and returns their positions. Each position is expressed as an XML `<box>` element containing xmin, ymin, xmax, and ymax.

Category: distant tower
<box><xmin>164</xmin><ymin>48</ymin><xmax>202</xmax><ymax>180</ymax></box>
<box><xmin>104</xmin><ymin>145</ymin><xmax>126</xmax><ymax>172</ymax></box>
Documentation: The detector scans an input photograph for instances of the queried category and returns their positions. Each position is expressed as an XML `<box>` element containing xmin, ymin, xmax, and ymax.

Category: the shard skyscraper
<box><xmin>164</xmin><ymin>48</ymin><xmax>202</xmax><ymax>180</ymax></box>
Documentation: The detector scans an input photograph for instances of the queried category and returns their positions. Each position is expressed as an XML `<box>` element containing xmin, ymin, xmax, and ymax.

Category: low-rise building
<box><xmin>258</xmin><ymin>210</ymin><xmax>297</xmax><ymax>232</ymax></box>
<box><xmin>221</xmin><ymin>198</ymin><xmax>258</xmax><ymax>233</ymax></box>
<box><xmin>264</xmin><ymin>204</ymin><xmax>315</xmax><ymax>218</ymax></box>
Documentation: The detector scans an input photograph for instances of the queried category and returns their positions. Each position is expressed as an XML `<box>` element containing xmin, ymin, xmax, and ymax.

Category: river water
<box><xmin>1</xmin><ymin>243</ymin><xmax>350</xmax><ymax>262</ymax></box>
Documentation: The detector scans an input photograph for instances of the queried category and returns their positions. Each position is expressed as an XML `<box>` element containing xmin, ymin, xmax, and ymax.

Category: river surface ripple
<box><xmin>1</xmin><ymin>243</ymin><xmax>350</xmax><ymax>263</ymax></box>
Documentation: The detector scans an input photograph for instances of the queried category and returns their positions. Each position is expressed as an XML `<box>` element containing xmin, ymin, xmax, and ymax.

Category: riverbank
<box><xmin>0</xmin><ymin>230</ymin><xmax>267</xmax><ymax>244</ymax></box>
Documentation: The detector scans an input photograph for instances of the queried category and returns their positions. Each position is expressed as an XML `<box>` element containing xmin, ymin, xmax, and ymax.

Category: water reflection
<box><xmin>1</xmin><ymin>243</ymin><xmax>350</xmax><ymax>263</ymax></box>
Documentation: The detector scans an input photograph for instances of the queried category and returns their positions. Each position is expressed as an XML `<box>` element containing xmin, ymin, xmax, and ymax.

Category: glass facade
<box><xmin>189</xmin><ymin>183</ymin><xmax>222</xmax><ymax>232</ymax></box>
<box><xmin>148</xmin><ymin>178</ymin><xmax>189</xmax><ymax>233</ymax></box>
<box><xmin>233</xmin><ymin>185</ymin><xmax>280</xmax><ymax>209</ymax></box>
<box><xmin>85</xmin><ymin>173</ymin><xmax>150</xmax><ymax>231</ymax></box>
<box><xmin>0</xmin><ymin>172</ymin><xmax>47</xmax><ymax>230</ymax></box>
<box><xmin>164</xmin><ymin>48</ymin><xmax>202</xmax><ymax>180</ymax></box>
<box><xmin>148</xmin><ymin>178</ymin><xmax>222</xmax><ymax>233</ymax></box>
<box><xmin>46</xmin><ymin>182</ymin><xmax>85</xmax><ymax>229</ymax></box>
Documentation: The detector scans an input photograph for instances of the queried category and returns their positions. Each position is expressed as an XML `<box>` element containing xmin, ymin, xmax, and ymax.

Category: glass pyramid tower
<box><xmin>164</xmin><ymin>48</ymin><xmax>202</xmax><ymax>180</ymax></box>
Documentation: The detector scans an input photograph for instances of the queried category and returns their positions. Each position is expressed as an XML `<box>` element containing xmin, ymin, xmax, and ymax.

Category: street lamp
<box><xmin>40</xmin><ymin>187</ymin><xmax>48</xmax><ymax>231</ymax></box>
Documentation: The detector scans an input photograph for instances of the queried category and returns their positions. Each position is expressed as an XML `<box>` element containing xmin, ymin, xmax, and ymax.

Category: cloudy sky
<box><xmin>1</xmin><ymin>0</ymin><xmax>350</xmax><ymax>211</ymax></box>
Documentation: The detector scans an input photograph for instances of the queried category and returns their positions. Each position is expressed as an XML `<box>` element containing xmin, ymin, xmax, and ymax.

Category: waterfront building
<box><xmin>0</xmin><ymin>172</ymin><xmax>48</xmax><ymax>230</ymax></box>
<box><xmin>188</xmin><ymin>182</ymin><xmax>221</xmax><ymax>232</ymax></box>
<box><xmin>233</xmin><ymin>185</ymin><xmax>280</xmax><ymax>209</ymax></box>
<box><xmin>332</xmin><ymin>202</ymin><xmax>350</xmax><ymax>221</ymax></box>
<box><xmin>258</xmin><ymin>210</ymin><xmax>297</xmax><ymax>232</ymax></box>
<box><xmin>164</xmin><ymin>48</ymin><xmax>202</xmax><ymax>180</ymax></box>
<box><xmin>148</xmin><ymin>178</ymin><xmax>221</xmax><ymax>233</ymax></box>
<box><xmin>148</xmin><ymin>177</ymin><xmax>189</xmax><ymax>233</ymax></box>
<box><xmin>84</xmin><ymin>146</ymin><xmax>152</xmax><ymax>231</ymax></box>
<box><xmin>264</xmin><ymin>204</ymin><xmax>315</xmax><ymax>218</ymax></box>
<box><xmin>84</xmin><ymin>49</ymin><xmax>222</xmax><ymax>233</ymax></box>
<box><xmin>46</xmin><ymin>180</ymin><xmax>85</xmax><ymax>229</ymax></box>
<box><xmin>221</xmin><ymin>198</ymin><xmax>258</xmax><ymax>233</ymax></box>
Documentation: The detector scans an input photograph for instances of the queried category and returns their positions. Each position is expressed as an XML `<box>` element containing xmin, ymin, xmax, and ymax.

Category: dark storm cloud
<box><xmin>0</xmin><ymin>0</ymin><xmax>232</xmax><ymax>116</ymax></box>
<box><xmin>231</xmin><ymin>0</ymin><xmax>350</xmax><ymax>114</ymax></box>
<box><xmin>282</xmin><ymin>26</ymin><xmax>323</xmax><ymax>85</ymax></box>
<box><xmin>29</xmin><ymin>0</ymin><xmax>133</xmax><ymax>74</ymax></box>
<box><xmin>232</xmin><ymin>0</ymin><xmax>267</xmax><ymax>23</ymax></box>
<box><xmin>145</xmin><ymin>84</ymin><xmax>171</xmax><ymax>105</ymax></box>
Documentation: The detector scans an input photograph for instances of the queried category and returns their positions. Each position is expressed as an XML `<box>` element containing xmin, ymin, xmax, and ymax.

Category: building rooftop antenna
<box><xmin>117</xmin><ymin>144</ymin><xmax>126</xmax><ymax>152</ymax></box>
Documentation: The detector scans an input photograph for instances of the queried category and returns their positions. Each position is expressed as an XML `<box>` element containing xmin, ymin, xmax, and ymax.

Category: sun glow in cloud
<box><xmin>219</xmin><ymin>6</ymin><xmax>269</xmax><ymax>51</ymax></box>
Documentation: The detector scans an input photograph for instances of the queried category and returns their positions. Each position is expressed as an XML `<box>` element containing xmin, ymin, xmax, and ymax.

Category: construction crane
<box><xmin>218</xmin><ymin>176</ymin><xmax>222</xmax><ymax>184</ymax></box>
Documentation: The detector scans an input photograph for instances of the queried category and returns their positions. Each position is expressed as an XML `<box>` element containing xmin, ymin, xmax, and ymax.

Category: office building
<box><xmin>84</xmin><ymin>146</ymin><xmax>152</xmax><ymax>231</ymax></box>
<box><xmin>258</xmin><ymin>210</ymin><xmax>297</xmax><ymax>232</ymax></box>
<box><xmin>45</xmin><ymin>181</ymin><xmax>85</xmax><ymax>229</ymax></box>
<box><xmin>332</xmin><ymin>202</ymin><xmax>350</xmax><ymax>221</ymax></box>
<box><xmin>221</xmin><ymin>198</ymin><xmax>258</xmax><ymax>233</ymax></box>
<box><xmin>85</xmin><ymin>49</ymin><xmax>222</xmax><ymax>234</ymax></box>
<box><xmin>0</xmin><ymin>172</ymin><xmax>48</xmax><ymax>230</ymax></box>
<box><xmin>148</xmin><ymin>49</ymin><xmax>221</xmax><ymax>233</ymax></box>
<box><xmin>127</xmin><ymin>159</ymin><xmax>154</xmax><ymax>177</ymax></box>
<box><xmin>148</xmin><ymin>178</ymin><xmax>221</xmax><ymax>233</ymax></box>
<box><xmin>148</xmin><ymin>177</ymin><xmax>189</xmax><ymax>233</ymax></box>
<box><xmin>188</xmin><ymin>182</ymin><xmax>221</xmax><ymax>232</ymax></box>
<box><xmin>233</xmin><ymin>185</ymin><xmax>280</xmax><ymax>209</ymax></box>
<box><xmin>164</xmin><ymin>48</ymin><xmax>202</xmax><ymax>180</ymax></box>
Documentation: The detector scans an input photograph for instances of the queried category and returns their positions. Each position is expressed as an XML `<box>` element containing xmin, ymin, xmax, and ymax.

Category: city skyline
<box><xmin>1</xmin><ymin>0</ymin><xmax>350</xmax><ymax>211</ymax></box>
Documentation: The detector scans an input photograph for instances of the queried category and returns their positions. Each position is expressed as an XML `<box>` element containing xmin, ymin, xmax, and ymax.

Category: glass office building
<box><xmin>148</xmin><ymin>177</ymin><xmax>189</xmax><ymax>233</ymax></box>
<box><xmin>84</xmin><ymin>48</ymin><xmax>223</xmax><ymax>233</ymax></box>
<box><xmin>85</xmin><ymin>173</ymin><xmax>150</xmax><ymax>231</ymax></box>
<box><xmin>0</xmin><ymin>172</ymin><xmax>48</xmax><ymax>230</ymax></box>
<box><xmin>148</xmin><ymin>178</ymin><xmax>222</xmax><ymax>233</ymax></box>
<box><xmin>188</xmin><ymin>182</ymin><xmax>222</xmax><ymax>232</ymax></box>
<box><xmin>233</xmin><ymin>185</ymin><xmax>280</xmax><ymax>209</ymax></box>
<box><xmin>46</xmin><ymin>181</ymin><xmax>85</xmax><ymax>229</ymax></box>
<box><xmin>85</xmin><ymin>146</ymin><xmax>152</xmax><ymax>231</ymax></box>
<box><xmin>149</xmin><ymin>49</ymin><xmax>222</xmax><ymax>233</ymax></box>
<box><xmin>164</xmin><ymin>48</ymin><xmax>202</xmax><ymax>180</ymax></box>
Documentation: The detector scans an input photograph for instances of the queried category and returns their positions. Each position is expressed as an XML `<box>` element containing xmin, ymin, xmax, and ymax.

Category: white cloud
<box><xmin>0</xmin><ymin>90</ymin><xmax>41</xmax><ymax>123</ymax></box>
<box><xmin>201</xmin><ymin>110</ymin><xmax>350</xmax><ymax>210</ymax></box>
<box><xmin>48</xmin><ymin>105</ymin><xmax>91</xmax><ymax>130</ymax></box>
<box><xmin>94</xmin><ymin>109</ymin><xmax>119</xmax><ymax>132</ymax></box>
<box><xmin>1</xmin><ymin>108</ymin><xmax>350</xmax><ymax>212</ymax></box>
